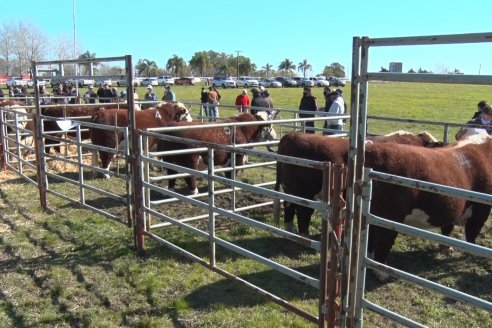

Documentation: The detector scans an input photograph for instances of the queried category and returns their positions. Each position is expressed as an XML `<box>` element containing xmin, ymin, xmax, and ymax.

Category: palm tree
<box><xmin>262</xmin><ymin>63</ymin><xmax>273</xmax><ymax>77</ymax></box>
<box><xmin>78</xmin><ymin>50</ymin><xmax>97</xmax><ymax>75</ymax></box>
<box><xmin>189</xmin><ymin>51</ymin><xmax>210</xmax><ymax>77</ymax></box>
<box><xmin>297</xmin><ymin>59</ymin><xmax>312</xmax><ymax>78</ymax></box>
<box><xmin>136</xmin><ymin>59</ymin><xmax>157</xmax><ymax>77</ymax></box>
<box><xmin>166</xmin><ymin>55</ymin><xmax>186</xmax><ymax>77</ymax></box>
<box><xmin>278</xmin><ymin>59</ymin><xmax>296</xmax><ymax>74</ymax></box>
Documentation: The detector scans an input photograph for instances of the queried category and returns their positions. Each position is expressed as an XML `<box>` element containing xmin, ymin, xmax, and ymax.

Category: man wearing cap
<box><xmin>143</xmin><ymin>85</ymin><xmax>157</xmax><ymax>109</ymax></box>
<box><xmin>325</xmin><ymin>90</ymin><xmax>345</xmax><ymax>135</ymax></box>
<box><xmin>97</xmin><ymin>83</ymin><xmax>113</xmax><ymax>103</ymax></box>
<box><xmin>298</xmin><ymin>86</ymin><xmax>318</xmax><ymax>134</ymax></box>
<box><xmin>83</xmin><ymin>85</ymin><xmax>97</xmax><ymax>104</ymax></box>
<box><xmin>162</xmin><ymin>84</ymin><xmax>176</xmax><ymax>102</ymax></box>
<box><xmin>250</xmin><ymin>87</ymin><xmax>272</xmax><ymax>114</ymax></box>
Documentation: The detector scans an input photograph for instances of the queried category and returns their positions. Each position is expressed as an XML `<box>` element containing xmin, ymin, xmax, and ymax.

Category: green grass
<box><xmin>2</xmin><ymin>81</ymin><xmax>492</xmax><ymax>327</ymax></box>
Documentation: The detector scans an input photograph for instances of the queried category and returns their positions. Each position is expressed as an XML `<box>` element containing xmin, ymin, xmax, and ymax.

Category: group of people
<box><xmin>455</xmin><ymin>100</ymin><xmax>492</xmax><ymax>139</ymax></box>
<box><xmin>297</xmin><ymin>85</ymin><xmax>347</xmax><ymax>134</ymax></box>
<box><xmin>233</xmin><ymin>86</ymin><xmax>274</xmax><ymax>115</ymax></box>
<box><xmin>38</xmin><ymin>82</ymin><xmax>122</xmax><ymax>105</ymax></box>
<box><xmin>200</xmin><ymin>86</ymin><xmax>222</xmax><ymax>121</ymax></box>
<box><xmin>143</xmin><ymin>84</ymin><xmax>176</xmax><ymax>109</ymax></box>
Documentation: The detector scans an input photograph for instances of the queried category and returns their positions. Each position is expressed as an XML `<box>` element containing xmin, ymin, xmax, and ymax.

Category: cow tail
<box><xmin>273</xmin><ymin>162</ymin><xmax>282</xmax><ymax>228</ymax></box>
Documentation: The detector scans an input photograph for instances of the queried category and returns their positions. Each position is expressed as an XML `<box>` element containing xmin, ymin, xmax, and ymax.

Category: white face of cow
<box><xmin>255</xmin><ymin>111</ymin><xmax>277</xmax><ymax>141</ymax></box>
<box><xmin>175</xmin><ymin>102</ymin><xmax>193</xmax><ymax>122</ymax></box>
<box><xmin>3</xmin><ymin>104</ymin><xmax>29</xmax><ymax>131</ymax></box>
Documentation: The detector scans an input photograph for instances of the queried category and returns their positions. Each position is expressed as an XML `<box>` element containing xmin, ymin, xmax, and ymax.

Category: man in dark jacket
<box><xmin>250</xmin><ymin>87</ymin><xmax>272</xmax><ymax>114</ymax></box>
<box><xmin>298</xmin><ymin>86</ymin><xmax>318</xmax><ymax>134</ymax></box>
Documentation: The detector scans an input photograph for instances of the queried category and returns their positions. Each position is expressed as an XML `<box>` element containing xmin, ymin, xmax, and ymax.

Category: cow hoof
<box><xmin>285</xmin><ymin>222</ymin><xmax>294</xmax><ymax>232</ymax></box>
<box><xmin>373</xmin><ymin>270</ymin><xmax>390</xmax><ymax>282</ymax></box>
<box><xmin>189</xmin><ymin>188</ymin><xmax>199</xmax><ymax>195</ymax></box>
<box><xmin>438</xmin><ymin>244</ymin><xmax>454</xmax><ymax>253</ymax></box>
<box><xmin>103</xmin><ymin>173</ymin><xmax>110</xmax><ymax>179</ymax></box>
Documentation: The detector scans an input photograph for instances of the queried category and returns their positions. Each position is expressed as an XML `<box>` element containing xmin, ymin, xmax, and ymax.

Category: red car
<box><xmin>174</xmin><ymin>77</ymin><xmax>195</xmax><ymax>86</ymax></box>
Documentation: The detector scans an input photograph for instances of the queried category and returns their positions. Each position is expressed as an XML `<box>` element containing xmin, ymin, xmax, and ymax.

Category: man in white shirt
<box><xmin>325</xmin><ymin>90</ymin><xmax>345</xmax><ymax>134</ymax></box>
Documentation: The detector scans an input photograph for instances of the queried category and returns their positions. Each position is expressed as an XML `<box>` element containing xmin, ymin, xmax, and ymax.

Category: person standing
<box><xmin>207</xmin><ymin>86</ymin><xmax>219</xmax><ymax>121</ymax></box>
<box><xmin>250</xmin><ymin>87</ymin><xmax>270</xmax><ymax>114</ymax></box>
<box><xmin>235</xmin><ymin>89</ymin><xmax>250</xmax><ymax>113</ymax></box>
<box><xmin>200</xmin><ymin>87</ymin><xmax>209</xmax><ymax>118</ymax></box>
<box><xmin>83</xmin><ymin>85</ymin><xmax>97</xmax><ymax>104</ymax></box>
<box><xmin>298</xmin><ymin>86</ymin><xmax>318</xmax><ymax>134</ymax></box>
<box><xmin>97</xmin><ymin>83</ymin><xmax>113</xmax><ymax>103</ymax></box>
<box><xmin>455</xmin><ymin>103</ymin><xmax>492</xmax><ymax>139</ymax></box>
<box><xmin>325</xmin><ymin>90</ymin><xmax>345</xmax><ymax>134</ymax></box>
<box><xmin>162</xmin><ymin>85</ymin><xmax>176</xmax><ymax>102</ymax></box>
<box><xmin>143</xmin><ymin>85</ymin><xmax>157</xmax><ymax>109</ymax></box>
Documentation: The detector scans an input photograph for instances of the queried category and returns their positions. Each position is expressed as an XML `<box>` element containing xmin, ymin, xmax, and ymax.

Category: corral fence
<box><xmin>345</xmin><ymin>32</ymin><xmax>492</xmax><ymax>327</ymax></box>
<box><xmin>0</xmin><ymin>32</ymin><xmax>492</xmax><ymax>327</ymax></box>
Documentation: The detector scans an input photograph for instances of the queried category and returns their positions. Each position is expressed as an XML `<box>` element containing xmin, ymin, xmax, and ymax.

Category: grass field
<box><xmin>0</xmin><ymin>81</ymin><xmax>491</xmax><ymax>327</ymax></box>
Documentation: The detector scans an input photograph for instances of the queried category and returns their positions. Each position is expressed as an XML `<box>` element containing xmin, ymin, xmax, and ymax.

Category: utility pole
<box><xmin>235</xmin><ymin>50</ymin><xmax>242</xmax><ymax>78</ymax></box>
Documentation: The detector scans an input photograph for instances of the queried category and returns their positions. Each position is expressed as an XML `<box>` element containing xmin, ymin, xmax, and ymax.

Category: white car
<box><xmin>309</xmin><ymin>77</ymin><xmax>330</xmax><ymax>87</ymax></box>
<box><xmin>27</xmin><ymin>79</ymin><xmax>48</xmax><ymax>88</ymax></box>
<box><xmin>6</xmin><ymin>77</ymin><xmax>27</xmax><ymax>88</ymax></box>
<box><xmin>140</xmin><ymin>77</ymin><xmax>158</xmax><ymax>87</ymax></box>
<box><xmin>95</xmin><ymin>79</ymin><xmax>113</xmax><ymax>87</ymax></box>
<box><xmin>236</xmin><ymin>76</ymin><xmax>259</xmax><ymax>88</ymax></box>
<box><xmin>157</xmin><ymin>76</ymin><xmax>175</xmax><ymax>85</ymax></box>
<box><xmin>259</xmin><ymin>78</ymin><xmax>282</xmax><ymax>88</ymax></box>
<box><xmin>212</xmin><ymin>77</ymin><xmax>236</xmax><ymax>88</ymax></box>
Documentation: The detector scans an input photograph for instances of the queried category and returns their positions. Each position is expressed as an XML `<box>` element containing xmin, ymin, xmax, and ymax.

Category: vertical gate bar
<box><xmin>343</xmin><ymin>36</ymin><xmax>362</xmax><ymax>328</ymax></box>
<box><xmin>318</xmin><ymin>162</ymin><xmax>331</xmax><ymax>328</ymax></box>
<box><xmin>143</xmin><ymin>136</ymin><xmax>151</xmax><ymax>232</ymax></box>
<box><xmin>352</xmin><ymin>36</ymin><xmax>371</xmax><ymax>328</ymax></box>
<box><xmin>77</xmin><ymin>125</ymin><xmax>85</xmax><ymax>205</ymax></box>
<box><xmin>32</xmin><ymin>61</ymin><xmax>48</xmax><ymax>209</ymax></box>
<box><xmin>231</xmin><ymin>126</ymin><xmax>237</xmax><ymax>212</ymax></box>
<box><xmin>208</xmin><ymin>148</ymin><xmax>216</xmax><ymax>268</ymax></box>
<box><xmin>354</xmin><ymin>170</ymin><xmax>372</xmax><ymax>328</ymax></box>
<box><xmin>0</xmin><ymin>110</ymin><xmax>5</xmax><ymax>172</ymax></box>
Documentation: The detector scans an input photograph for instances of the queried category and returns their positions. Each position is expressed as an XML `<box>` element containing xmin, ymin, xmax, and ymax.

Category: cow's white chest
<box><xmin>403</xmin><ymin>208</ymin><xmax>433</xmax><ymax>228</ymax></box>
<box><xmin>454</xmin><ymin>206</ymin><xmax>473</xmax><ymax>226</ymax></box>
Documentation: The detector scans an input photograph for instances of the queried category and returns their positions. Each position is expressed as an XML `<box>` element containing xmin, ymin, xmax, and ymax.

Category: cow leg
<box><xmin>440</xmin><ymin>224</ymin><xmax>454</xmax><ymax>237</ymax></box>
<box><xmin>371</xmin><ymin>226</ymin><xmax>398</xmax><ymax>281</ymax></box>
<box><xmin>167</xmin><ymin>169</ymin><xmax>177</xmax><ymax>191</ymax></box>
<box><xmin>464</xmin><ymin>204</ymin><xmax>491</xmax><ymax>243</ymax></box>
<box><xmin>98</xmin><ymin>151</ymin><xmax>113</xmax><ymax>179</ymax></box>
<box><xmin>184</xmin><ymin>175</ymin><xmax>198</xmax><ymax>195</ymax></box>
<box><xmin>297</xmin><ymin>205</ymin><xmax>314</xmax><ymax>237</ymax></box>
<box><xmin>284</xmin><ymin>202</ymin><xmax>296</xmax><ymax>233</ymax></box>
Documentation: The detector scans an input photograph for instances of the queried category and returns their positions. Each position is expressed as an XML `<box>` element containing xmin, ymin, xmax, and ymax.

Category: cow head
<box><xmin>254</xmin><ymin>111</ymin><xmax>277</xmax><ymax>141</ymax></box>
<box><xmin>173</xmin><ymin>102</ymin><xmax>193</xmax><ymax>122</ymax></box>
<box><xmin>2</xmin><ymin>104</ymin><xmax>29</xmax><ymax>133</ymax></box>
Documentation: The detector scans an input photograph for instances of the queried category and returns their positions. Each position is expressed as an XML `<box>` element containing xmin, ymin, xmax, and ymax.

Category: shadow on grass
<box><xmin>364</xmin><ymin>247</ymin><xmax>492</xmax><ymax>302</ymax></box>
<box><xmin>184</xmin><ymin>262</ymin><xmax>320</xmax><ymax>310</ymax></box>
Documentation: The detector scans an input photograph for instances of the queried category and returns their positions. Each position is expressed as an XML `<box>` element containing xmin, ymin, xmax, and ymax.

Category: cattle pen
<box><xmin>0</xmin><ymin>33</ymin><xmax>491</xmax><ymax>328</ymax></box>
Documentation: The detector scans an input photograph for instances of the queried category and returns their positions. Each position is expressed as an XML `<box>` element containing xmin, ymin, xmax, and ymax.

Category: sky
<box><xmin>2</xmin><ymin>0</ymin><xmax>492</xmax><ymax>76</ymax></box>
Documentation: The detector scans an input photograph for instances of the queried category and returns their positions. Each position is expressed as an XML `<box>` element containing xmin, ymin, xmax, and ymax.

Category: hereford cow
<box><xmin>90</xmin><ymin>102</ymin><xmax>192</xmax><ymax>178</ymax></box>
<box><xmin>365</xmin><ymin>134</ymin><xmax>492</xmax><ymax>279</ymax></box>
<box><xmin>0</xmin><ymin>101</ymin><xmax>33</xmax><ymax>159</ymax></box>
<box><xmin>274</xmin><ymin>130</ymin><xmax>442</xmax><ymax>236</ymax></box>
<box><xmin>156</xmin><ymin>112</ymin><xmax>277</xmax><ymax>195</ymax></box>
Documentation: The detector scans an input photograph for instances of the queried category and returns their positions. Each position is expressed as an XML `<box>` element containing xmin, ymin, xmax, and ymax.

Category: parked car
<box><xmin>259</xmin><ymin>78</ymin><xmax>282</xmax><ymax>88</ymax></box>
<box><xmin>236</xmin><ymin>76</ymin><xmax>259</xmax><ymax>88</ymax></box>
<box><xmin>174</xmin><ymin>77</ymin><xmax>195</xmax><ymax>86</ymax></box>
<box><xmin>157</xmin><ymin>76</ymin><xmax>175</xmax><ymax>85</ymax></box>
<box><xmin>299</xmin><ymin>78</ymin><xmax>315</xmax><ymax>87</ymax></box>
<box><xmin>27</xmin><ymin>79</ymin><xmax>48</xmax><ymax>88</ymax></box>
<box><xmin>116</xmin><ymin>75</ymin><xmax>140</xmax><ymax>87</ymax></box>
<box><xmin>309</xmin><ymin>77</ymin><xmax>330</xmax><ymax>87</ymax></box>
<box><xmin>95</xmin><ymin>79</ymin><xmax>113</xmax><ymax>87</ymax></box>
<box><xmin>274</xmin><ymin>77</ymin><xmax>297</xmax><ymax>87</ymax></box>
<box><xmin>140</xmin><ymin>77</ymin><xmax>158</xmax><ymax>87</ymax></box>
<box><xmin>212</xmin><ymin>77</ymin><xmax>236</xmax><ymax>88</ymax></box>
<box><xmin>327</xmin><ymin>76</ymin><xmax>346</xmax><ymax>87</ymax></box>
<box><xmin>6</xmin><ymin>77</ymin><xmax>27</xmax><ymax>88</ymax></box>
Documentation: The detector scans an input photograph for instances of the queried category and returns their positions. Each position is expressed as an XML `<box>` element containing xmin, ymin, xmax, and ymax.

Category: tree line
<box><xmin>0</xmin><ymin>20</ymin><xmax>346</xmax><ymax>78</ymax></box>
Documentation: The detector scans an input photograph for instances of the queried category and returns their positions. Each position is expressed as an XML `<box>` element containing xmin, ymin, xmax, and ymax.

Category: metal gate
<box><xmin>345</xmin><ymin>32</ymin><xmax>492</xmax><ymax>327</ymax></box>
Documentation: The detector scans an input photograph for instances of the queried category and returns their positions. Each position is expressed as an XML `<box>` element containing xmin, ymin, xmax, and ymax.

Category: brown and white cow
<box><xmin>365</xmin><ymin>134</ymin><xmax>492</xmax><ymax>279</ymax></box>
<box><xmin>274</xmin><ymin>130</ymin><xmax>442</xmax><ymax>236</ymax></box>
<box><xmin>90</xmin><ymin>102</ymin><xmax>192</xmax><ymax>178</ymax></box>
<box><xmin>156</xmin><ymin>112</ymin><xmax>277</xmax><ymax>195</ymax></box>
